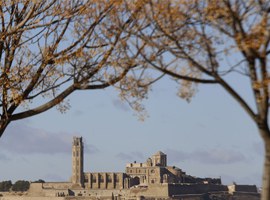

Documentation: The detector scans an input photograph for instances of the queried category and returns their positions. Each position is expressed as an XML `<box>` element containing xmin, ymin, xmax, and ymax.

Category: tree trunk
<box><xmin>0</xmin><ymin>120</ymin><xmax>10</xmax><ymax>138</ymax></box>
<box><xmin>261</xmin><ymin>128</ymin><xmax>270</xmax><ymax>200</ymax></box>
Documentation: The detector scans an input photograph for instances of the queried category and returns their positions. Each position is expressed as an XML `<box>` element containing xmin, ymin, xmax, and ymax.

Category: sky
<box><xmin>0</xmin><ymin>75</ymin><xmax>264</xmax><ymax>187</ymax></box>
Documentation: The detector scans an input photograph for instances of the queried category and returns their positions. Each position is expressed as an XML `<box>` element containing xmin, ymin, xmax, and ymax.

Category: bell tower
<box><xmin>152</xmin><ymin>151</ymin><xmax>167</xmax><ymax>167</ymax></box>
<box><xmin>72</xmin><ymin>137</ymin><xmax>84</xmax><ymax>187</ymax></box>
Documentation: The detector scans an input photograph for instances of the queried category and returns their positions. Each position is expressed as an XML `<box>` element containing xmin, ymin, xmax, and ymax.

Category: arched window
<box><xmin>92</xmin><ymin>175</ymin><xmax>97</xmax><ymax>183</ymax></box>
<box><xmin>107</xmin><ymin>175</ymin><xmax>112</xmax><ymax>183</ymax></box>
<box><xmin>100</xmin><ymin>175</ymin><xmax>104</xmax><ymax>183</ymax></box>
<box><xmin>133</xmin><ymin>177</ymin><xmax>140</xmax><ymax>186</ymax></box>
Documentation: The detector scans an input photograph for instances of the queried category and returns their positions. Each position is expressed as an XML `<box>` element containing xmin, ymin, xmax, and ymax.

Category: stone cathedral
<box><xmin>23</xmin><ymin>136</ymin><xmax>259</xmax><ymax>200</ymax></box>
<box><xmin>71</xmin><ymin>136</ymin><xmax>222</xmax><ymax>189</ymax></box>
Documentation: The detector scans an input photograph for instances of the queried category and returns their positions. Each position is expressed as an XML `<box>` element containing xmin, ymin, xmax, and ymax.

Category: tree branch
<box><xmin>142</xmin><ymin>53</ymin><xmax>217</xmax><ymax>84</ymax></box>
<box><xmin>215</xmin><ymin>75</ymin><xmax>257</xmax><ymax>122</ymax></box>
<box><xmin>11</xmin><ymin>84</ymin><xmax>76</xmax><ymax>121</ymax></box>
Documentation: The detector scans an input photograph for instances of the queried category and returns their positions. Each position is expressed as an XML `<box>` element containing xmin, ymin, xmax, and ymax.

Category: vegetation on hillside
<box><xmin>0</xmin><ymin>179</ymin><xmax>44</xmax><ymax>192</ymax></box>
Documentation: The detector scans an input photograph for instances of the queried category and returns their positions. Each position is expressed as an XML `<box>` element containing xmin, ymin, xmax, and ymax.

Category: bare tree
<box><xmin>126</xmin><ymin>0</ymin><xmax>270</xmax><ymax>199</ymax></box>
<box><xmin>0</xmin><ymin>0</ymin><xmax>148</xmax><ymax>137</ymax></box>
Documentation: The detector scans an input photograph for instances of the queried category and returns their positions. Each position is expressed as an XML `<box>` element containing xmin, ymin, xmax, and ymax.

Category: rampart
<box><xmin>129</xmin><ymin>184</ymin><xmax>169</xmax><ymax>197</ymax></box>
<box><xmin>232</xmin><ymin>192</ymin><xmax>260</xmax><ymax>200</ymax></box>
<box><xmin>42</xmin><ymin>182</ymin><xmax>73</xmax><ymax>190</ymax></box>
<box><xmin>28</xmin><ymin>182</ymin><xmax>72</xmax><ymax>197</ymax></box>
<box><xmin>168</xmin><ymin>183</ymin><xmax>228</xmax><ymax>196</ymax></box>
<box><xmin>228</xmin><ymin>184</ymin><xmax>257</xmax><ymax>194</ymax></box>
<box><xmin>0</xmin><ymin>197</ymin><xmax>65</xmax><ymax>200</ymax></box>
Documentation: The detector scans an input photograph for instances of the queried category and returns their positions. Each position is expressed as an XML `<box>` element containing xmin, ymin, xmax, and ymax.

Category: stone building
<box><xmin>21</xmin><ymin>136</ymin><xmax>259</xmax><ymax>200</ymax></box>
<box><xmin>72</xmin><ymin>137</ymin><xmax>84</xmax><ymax>187</ymax></box>
<box><xmin>125</xmin><ymin>150</ymin><xmax>221</xmax><ymax>186</ymax></box>
<box><xmin>71</xmin><ymin>137</ymin><xmax>221</xmax><ymax>189</ymax></box>
<box><xmin>72</xmin><ymin>137</ymin><xmax>130</xmax><ymax>190</ymax></box>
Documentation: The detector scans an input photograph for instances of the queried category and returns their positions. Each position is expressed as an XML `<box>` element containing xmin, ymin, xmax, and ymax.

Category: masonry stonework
<box><xmin>72</xmin><ymin>137</ymin><xmax>84</xmax><ymax>187</ymax></box>
<box><xmin>1</xmin><ymin>136</ymin><xmax>260</xmax><ymax>200</ymax></box>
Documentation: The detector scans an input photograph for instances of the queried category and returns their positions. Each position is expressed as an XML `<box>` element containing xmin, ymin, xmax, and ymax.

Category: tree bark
<box><xmin>0</xmin><ymin>120</ymin><xmax>10</xmax><ymax>138</ymax></box>
<box><xmin>261</xmin><ymin>128</ymin><xmax>270</xmax><ymax>200</ymax></box>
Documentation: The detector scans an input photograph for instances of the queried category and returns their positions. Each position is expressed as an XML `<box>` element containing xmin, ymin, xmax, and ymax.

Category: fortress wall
<box><xmin>234</xmin><ymin>185</ymin><xmax>258</xmax><ymax>193</ymax></box>
<box><xmin>28</xmin><ymin>183</ymin><xmax>72</xmax><ymax>197</ymax></box>
<box><xmin>168</xmin><ymin>184</ymin><xmax>228</xmax><ymax>196</ymax></box>
<box><xmin>228</xmin><ymin>184</ymin><xmax>258</xmax><ymax>194</ymax></box>
<box><xmin>0</xmin><ymin>197</ymin><xmax>65</xmax><ymax>200</ymax></box>
<box><xmin>166</xmin><ymin>194</ymin><xmax>203</xmax><ymax>200</ymax></box>
<box><xmin>129</xmin><ymin>184</ymin><xmax>169</xmax><ymax>197</ymax></box>
<box><xmin>42</xmin><ymin>182</ymin><xmax>73</xmax><ymax>189</ymax></box>
<box><xmin>70</xmin><ymin>188</ymin><xmax>129</xmax><ymax>198</ymax></box>
<box><xmin>28</xmin><ymin>183</ymin><xmax>44</xmax><ymax>196</ymax></box>
<box><xmin>28</xmin><ymin>185</ymin><xmax>59</xmax><ymax>197</ymax></box>
<box><xmin>43</xmin><ymin>189</ymin><xmax>70</xmax><ymax>197</ymax></box>
<box><xmin>65</xmin><ymin>197</ymin><xmax>120</xmax><ymax>200</ymax></box>
<box><xmin>232</xmin><ymin>192</ymin><xmax>260</xmax><ymax>200</ymax></box>
<box><xmin>29</xmin><ymin>188</ymin><xmax>69</xmax><ymax>197</ymax></box>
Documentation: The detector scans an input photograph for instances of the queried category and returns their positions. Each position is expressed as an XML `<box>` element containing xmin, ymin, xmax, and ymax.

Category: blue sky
<box><xmin>0</xmin><ymin>75</ymin><xmax>264</xmax><ymax>187</ymax></box>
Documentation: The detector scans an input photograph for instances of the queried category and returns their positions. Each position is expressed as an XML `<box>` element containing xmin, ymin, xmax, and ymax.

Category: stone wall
<box><xmin>129</xmin><ymin>184</ymin><xmax>169</xmax><ymax>198</ymax></box>
<box><xmin>63</xmin><ymin>184</ymin><xmax>168</xmax><ymax>199</ymax></box>
<box><xmin>0</xmin><ymin>197</ymin><xmax>65</xmax><ymax>200</ymax></box>
<box><xmin>228</xmin><ymin>184</ymin><xmax>257</xmax><ymax>194</ymax></box>
<box><xmin>42</xmin><ymin>182</ymin><xmax>73</xmax><ymax>190</ymax></box>
<box><xmin>84</xmin><ymin>173</ymin><xmax>126</xmax><ymax>190</ymax></box>
<box><xmin>232</xmin><ymin>192</ymin><xmax>260</xmax><ymax>200</ymax></box>
<box><xmin>168</xmin><ymin>184</ymin><xmax>228</xmax><ymax>196</ymax></box>
<box><xmin>26</xmin><ymin>182</ymin><xmax>260</xmax><ymax>200</ymax></box>
<box><xmin>28</xmin><ymin>183</ymin><xmax>72</xmax><ymax>197</ymax></box>
<box><xmin>27</xmin><ymin>183</ymin><xmax>44</xmax><ymax>196</ymax></box>
<box><xmin>70</xmin><ymin>188</ymin><xmax>128</xmax><ymax>198</ymax></box>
